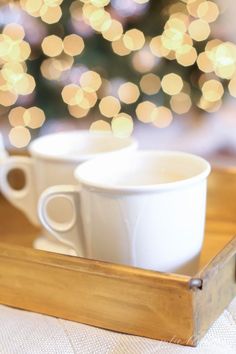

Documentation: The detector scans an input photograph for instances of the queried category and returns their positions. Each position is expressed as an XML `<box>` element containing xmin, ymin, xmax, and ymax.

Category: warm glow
<box><xmin>102</xmin><ymin>20</ymin><xmax>123</xmax><ymax>42</ymax></box>
<box><xmin>9</xmin><ymin>126</ymin><xmax>31</xmax><ymax>148</ymax></box>
<box><xmin>202</xmin><ymin>80</ymin><xmax>224</xmax><ymax>102</ymax></box>
<box><xmin>89</xmin><ymin>8</ymin><xmax>111</xmax><ymax>32</ymax></box>
<box><xmin>80</xmin><ymin>71</ymin><xmax>102</xmax><ymax>92</ymax></box>
<box><xmin>40</xmin><ymin>5</ymin><xmax>62</xmax><ymax>24</ymax></box>
<box><xmin>123</xmin><ymin>29</ymin><xmax>145</xmax><ymax>51</ymax></box>
<box><xmin>41</xmin><ymin>35</ymin><xmax>63</xmax><ymax>57</ymax></box>
<box><xmin>176</xmin><ymin>45</ymin><xmax>197</xmax><ymax>66</ymax></box>
<box><xmin>170</xmin><ymin>92</ymin><xmax>192</xmax><ymax>114</ymax></box>
<box><xmin>150</xmin><ymin>36</ymin><xmax>170</xmax><ymax>57</ymax></box>
<box><xmin>161</xmin><ymin>73</ymin><xmax>183</xmax><ymax>95</ymax></box>
<box><xmin>79</xmin><ymin>90</ymin><xmax>97</xmax><ymax>109</ymax></box>
<box><xmin>118</xmin><ymin>82</ymin><xmax>140</xmax><ymax>104</ymax></box>
<box><xmin>228</xmin><ymin>77</ymin><xmax>236</xmax><ymax>97</ymax></box>
<box><xmin>188</xmin><ymin>19</ymin><xmax>210</xmax><ymax>42</ymax></box>
<box><xmin>3</xmin><ymin>24</ymin><xmax>25</xmax><ymax>41</ymax></box>
<box><xmin>136</xmin><ymin>101</ymin><xmax>156</xmax><ymax>123</ymax></box>
<box><xmin>9</xmin><ymin>106</ymin><xmax>26</xmax><ymax>126</ymax></box>
<box><xmin>14</xmin><ymin>73</ymin><xmax>36</xmax><ymax>95</ymax></box>
<box><xmin>41</xmin><ymin>58</ymin><xmax>61</xmax><ymax>80</ymax></box>
<box><xmin>187</xmin><ymin>0</ymin><xmax>205</xmax><ymax>18</ymax></box>
<box><xmin>111</xmin><ymin>113</ymin><xmax>133</xmax><ymax>138</ymax></box>
<box><xmin>23</xmin><ymin>107</ymin><xmax>45</xmax><ymax>128</ymax></box>
<box><xmin>90</xmin><ymin>119</ymin><xmax>111</xmax><ymax>132</ymax></box>
<box><xmin>0</xmin><ymin>90</ymin><xmax>17</xmax><ymax>106</ymax></box>
<box><xmin>161</xmin><ymin>28</ymin><xmax>184</xmax><ymax>51</ymax></box>
<box><xmin>99</xmin><ymin>96</ymin><xmax>121</xmax><ymax>117</ymax></box>
<box><xmin>68</xmin><ymin>104</ymin><xmax>89</xmax><ymax>118</ymax></box>
<box><xmin>152</xmin><ymin>106</ymin><xmax>173</xmax><ymax>128</ymax></box>
<box><xmin>198</xmin><ymin>96</ymin><xmax>222</xmax><ymax>112</ymax></box>
<box><xmin>111</xmin><ymin>37</ymin><xmax>131</xmax><ymax>56</ymax></box>
<box><xmin>132</xmin><ymin>48</ymin><xmax>156</xmax><ymax>73</ymax></box>
<box><xmin>197</xmin><ymin>52</ymin><xmax>214</xmax><ymax>73</ymax></box>
<box><xmin>133</xmin><ymin>0</ymin><xmax>149</xmax><ymax>3</ymax></box>
<box><xmin>61</xmin><ymin>84</ymin><xmax>82</xmax><ymax>105</ymax></box>
<box><xmin>63</xmin><ymin>34</ymin><xmax>84</xmax><ymax>56</ymax></box>
<box><xmin>90</xmin><ymin>0</ymin><xmax>110</xmax><ymax>7</ymax></box>
<box><xmin>139</xmin><ymin>74</ymin><xmax>161</xmax><ymax>95</ymax></box>
<box><xmin>197</xmin><ymin>1</ymin><xmax>219</xmax><ymax>23</ymax></box>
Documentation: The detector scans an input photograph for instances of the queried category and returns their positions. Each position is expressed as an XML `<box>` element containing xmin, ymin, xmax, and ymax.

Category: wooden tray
<box><xmin>0</xmin><ymin>168</ymin><xmax>236</xmax><ymax>347</ymax></box>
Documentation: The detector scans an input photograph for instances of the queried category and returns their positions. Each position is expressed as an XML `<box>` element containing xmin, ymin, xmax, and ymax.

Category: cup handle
<box><xmin>0</xmin><ymin>156</ymin><xmax>38</xmax><ymax>226</ymax></box>
<box><xmin>38</xmin><ymin>185</ymin><xmax>85</xmax><ymax>257</ymax></box>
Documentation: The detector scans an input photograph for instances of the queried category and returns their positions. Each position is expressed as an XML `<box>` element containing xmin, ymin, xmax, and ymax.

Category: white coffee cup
<box><xmin>0</xmin><ymin>130</ymin><xmax>137</xmax><ymax>253</ymax></box>
<box><xmin>0</xmin><ymin>133</ymin><xmax>8</xmax><ymax>161</ymax></box>
<box><xmin>38</xmin><ymin>150</ymin><xmax>211</xmax><ymax>275</ymax></box>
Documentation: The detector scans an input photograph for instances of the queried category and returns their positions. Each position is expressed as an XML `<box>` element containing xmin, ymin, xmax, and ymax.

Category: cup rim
<box><xmin>28</xmin><ymin>130</ymin><xmax>138</xmax><ymax>163</ymax></box>
<box><xmin>75</xmin><ymin>150</ymin><xmax>211</xmax><ymax>194</ymax></box>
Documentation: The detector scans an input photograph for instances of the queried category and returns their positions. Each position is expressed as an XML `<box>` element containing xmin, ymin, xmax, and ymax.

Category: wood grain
<box><xmin>0</xmin><ymin>168</ymin><xmax>235</xmax><ymax>346</ymax></box>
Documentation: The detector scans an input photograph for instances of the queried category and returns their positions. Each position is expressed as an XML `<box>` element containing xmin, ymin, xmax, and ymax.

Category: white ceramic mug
<box><xmin>38</xmin><ymin>151</ymin><xmax>211</xmax><ymax>275</ymax></box>
<box><xmin>0</xmin><ymin>133</ymin><xmax>8</xmax><ymax>161</ymax></box>
<box><xmin>0</xmin><ymin>130</ymin><xmax>137</xmax><ymax>254</ymax></box>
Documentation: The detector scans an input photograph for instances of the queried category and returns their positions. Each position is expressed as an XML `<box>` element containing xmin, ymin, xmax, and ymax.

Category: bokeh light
<box><xmin>41</xmin><ymin>35</ymin><xmax>63</xmax><ymax>57</ymax></box>
<box><xmin>161</xmin><ymin>73</ymin><xmax>183</xmax><ymax>95</ymax></box>
<box><xmin>139</xmin><ymin>73</ymin><xmax>161</xmax><ymax>95</ymax></box>
<box><xmin>123</xmin><ymin>29</ymin><xmax>145</xmax><ymax>51</ymax></box>
<box><xmin>188</xmin><ymin>19</ymin><xmax>210</xmax><ymax>42</ymax></box>
<box><xmin>152</xmin><ymin>106</ymin><xmax>173</xmax><ymax>128</ymax></box>
<box><xmin>170</xmin><ymin>92</ymin><xmax>192</xmax><ymax>114</ymax></box>
<box><xmin>202</xmin><ymin>79</ymin><xmax>224</xmax><ymax>102</ymax></box>
<box><xmin>136</xmin><ymin>100</ymin><xmax>156</xmax><ymax>123</ymax></box>
<box><xmin>1</xmin><ymin>0</ymin><xmax>236</xmax><ymax>147</ymax></box>
<box><xmin>118</xmin><ymin>82</ymin><xmax>140</xmax><ymax>104</ymax></box>
<box><xmin>23</xmin><ymin>107</ymin><xmax>45</xmax><ymax>129</ymax></box>
<box><xmin>90</xmin><ymin>119</ymin><xmax>111</xmax><ymax>132</ymax></box>
<box><xmin>63</xmin><ymin>34</ymin><xmax>85</xmax><ymax>56</ymax></box>
<box><xmin>228</xmin><ymin>76</ymin><xmax>236</xmax><ymax>97</ymax></box>
<box><xmin>9</xmin><ymin>126</ymin><xmax>31</xmax><ymax>148</ymax></box>
<box><xmin>99</xmin><ymin>96</ymin><xmax>121</xmax><ymax>117</ymax></box>
<box><xmin>111</xmin><ymin>113</ymin><xmax>133</xmax><ymax>138</ymax></box>
<box><xmin>80</xmin><ymin>70</ymin><xmax>102</xmax><ymax>92</ymax></box>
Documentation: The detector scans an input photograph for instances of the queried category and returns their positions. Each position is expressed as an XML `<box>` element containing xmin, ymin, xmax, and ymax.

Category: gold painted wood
<box><xmin>0</xmin><ymin>168</ymin><xmax>235</xmax><ymax>346</ymax></box>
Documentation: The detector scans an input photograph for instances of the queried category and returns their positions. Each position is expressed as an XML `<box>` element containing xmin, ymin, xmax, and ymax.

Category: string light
<box><xmin>2</xmin><ymin>0</ymin><xmax>236</xmax><ymax>147</ymax></box>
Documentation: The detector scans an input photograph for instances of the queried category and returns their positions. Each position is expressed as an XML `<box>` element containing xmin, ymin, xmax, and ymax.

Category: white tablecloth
<box><xmin>0</xmin><ymin>297</ymin><xmax>235</xmax><ymax>354</ymax></box>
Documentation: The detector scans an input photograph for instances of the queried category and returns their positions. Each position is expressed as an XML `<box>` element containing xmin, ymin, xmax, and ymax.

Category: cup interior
<box><xmin>29</xmin><ymin>131</ymin><xmax>137</xmax><ymax>162</ymax></box>
<box><xmin>75</xmin><ymin>151</ymin><xmax>211</xmax><ymax>192</ymax></box>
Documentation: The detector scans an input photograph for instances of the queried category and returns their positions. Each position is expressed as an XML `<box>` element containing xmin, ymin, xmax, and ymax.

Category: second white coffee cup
<box><xmin>0</xmin><ymin>130</ymin><xmax>137</xmax><ymax>253</ymax></box>
<box><xmin>38</xmin><ymin>151</ymin><xmax>211</xmax><ymax>275</ymax></box>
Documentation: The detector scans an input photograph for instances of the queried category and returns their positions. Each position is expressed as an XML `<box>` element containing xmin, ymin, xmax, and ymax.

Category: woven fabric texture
<box><xmin>0</xmin><ymin>297</ymin><xmax>235</xmax><ymax>354</ymax></box>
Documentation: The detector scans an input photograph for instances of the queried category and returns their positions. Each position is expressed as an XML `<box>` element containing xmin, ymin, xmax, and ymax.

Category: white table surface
<box><xmin>0</xmin><ymin>297</ymin><xmax>235</xmax><ymax>354</ymax></box>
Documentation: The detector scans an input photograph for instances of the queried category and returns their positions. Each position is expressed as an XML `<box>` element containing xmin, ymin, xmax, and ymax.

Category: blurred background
<box><xmin>0</xmin><ymin>0</ymin><xmax>236</xmax><ymax>166</ymax></box>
